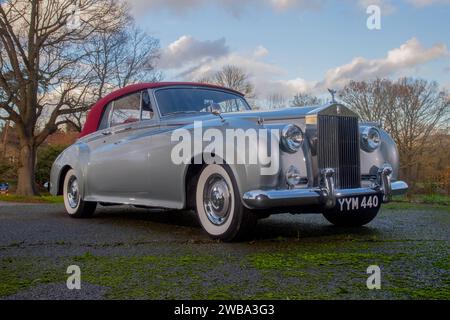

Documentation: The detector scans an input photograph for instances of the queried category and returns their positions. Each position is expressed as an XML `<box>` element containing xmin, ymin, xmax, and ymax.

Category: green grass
<box><xmin>384</xmin><ymin>194</ymin><xmax>450</xmax><ymax>212</ymax></box>
<box><xmin>64</xmin><ymin>252</ymin><xmax>224</xmax><ymax>299</ymax></box>
<box><xmin>1</xmin><ymin>242</ymin><xmax>449</xmax><ymax>300</ymax></box>
<box><xmin>0</xmin><ymin>191</ymin><xmax>448</xmax><ymax>299</ymax></box>
<box><xmin>248</xmin><ymin>252</ymin><xmax>397</xmax><ymax>271</ymax></box>
<box><xmin>418</xmin><ymin>194</ymin><xmax>450</xmax><ymax>206</ymax></box>
<box><xmin>0</xmin><ymin>194</ymin><xmax>63</xmax><ymax>204</ymax></box>
<box><xmin>384</xmin><ymin>202</ymin><xmax>450</xmax><ymax>212</ymax></box>
<box><xmin>0</xmin><ymin>257</ymin><xmax>65</xmax><ymax>297</ymax></box>
<box><xmin>392</xmin><ymin>194</ymin><xmax>450</xmax><ymax>206</ymax></box>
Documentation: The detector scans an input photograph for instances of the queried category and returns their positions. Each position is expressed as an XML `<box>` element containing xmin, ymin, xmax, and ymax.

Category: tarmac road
<box><xmin>0</xmin><ymin>202</ymin><xmax>449</xmax><ymax>299</ymax></box>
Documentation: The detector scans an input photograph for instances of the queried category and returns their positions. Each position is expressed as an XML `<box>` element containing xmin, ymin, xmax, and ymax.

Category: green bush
<box><xmin>0</xmin><ymin>159</ymin><xmax>12</xmax><ymax>177</ymax></box>
<box><xmin>0</xmin><ymin>158</ymin><xmax>17</xmax><ymax>181</ymax></box>
<box><xmin>35</xmin><ymin>145</ymin><xmax>67</xmax><ymax>186</ymax></box>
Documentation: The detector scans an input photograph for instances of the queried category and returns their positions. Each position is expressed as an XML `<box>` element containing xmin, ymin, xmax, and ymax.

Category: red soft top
<box><xmin>79</xmin><ymin>82</ymin><xmax>243</xmax><ymax>138</ymax></box>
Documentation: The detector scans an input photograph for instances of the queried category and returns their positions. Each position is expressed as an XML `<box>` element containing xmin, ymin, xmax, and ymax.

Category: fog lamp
<box><xmin>286</xmin><ymin>166</ymin><xmax>301</xmax><ymax>187</ymax></box>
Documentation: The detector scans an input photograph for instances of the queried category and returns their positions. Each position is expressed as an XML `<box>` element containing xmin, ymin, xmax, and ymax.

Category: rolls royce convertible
<box><xmin>50</xmin><ymin>82</ymin><xmax>408</xmax><ymax>241</ymax></box>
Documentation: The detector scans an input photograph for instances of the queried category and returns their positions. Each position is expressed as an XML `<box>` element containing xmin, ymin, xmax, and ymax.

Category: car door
<box><xmin>86</xmin><ymin>90</ymin><xmax>158</xmax><ymax>202</ymax></box>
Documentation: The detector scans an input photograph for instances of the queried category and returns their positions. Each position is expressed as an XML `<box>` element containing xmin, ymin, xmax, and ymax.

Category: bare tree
<box><xmin>291</xmin><ymin>92</ymin><xmax>324</xmax><ymax>107</ymax></box>
<box><xmin>266</xmin><ymin>93</ymin><xmax>286</xmax><ymax>109</ymax></box>
<box><xmin>386</xmin><ymin>78</ymin><xmax>449</xmax><ymax>182</ymax></box>
<box><xmin>340</xmin><ymin>78</ymin><xmax>450</xmax><ymax>185</ymax></box>
<box><xmin>85</xmin><ymin>24</ymin><xmax>161</xmax><ymax>97</ymax></box>
<box><xmin>0</xmin><ymin>0</ymin><xmax>131</xmax><ymax>195</ymax></box>
<box><xmin>339</xmin><ymin>79</ymin><xmax>394</xmax><ymax>122</ymax></box>
<box><xmin>200</xmin><ymin>65</ymin><xmax>255</xmax><ymax>97</ymax></box>
<box><xmin>65</xmin><ymin>23</ymin><xmax>161</xmax><ymax>131</ymax></box>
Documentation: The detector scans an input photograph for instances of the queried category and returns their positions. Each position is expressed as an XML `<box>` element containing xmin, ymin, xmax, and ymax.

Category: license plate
<box><xmin>337</xmin><ymin>194</ymin><xmax>380</xmax><ymax>212</ymax></box>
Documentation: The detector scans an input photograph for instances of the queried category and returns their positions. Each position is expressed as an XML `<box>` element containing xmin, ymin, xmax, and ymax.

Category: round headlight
<box><xmin>361</xmin><ymin>126</ymin><xmax>381</xmax><ymax>152</ymax></box>
<box><xmin>281</xmin><ymin>124</ymin><xmax>304</xmax><ymax>153</ymax></box>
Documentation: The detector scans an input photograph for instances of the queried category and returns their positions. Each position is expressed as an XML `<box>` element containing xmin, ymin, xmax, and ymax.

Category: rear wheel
<box><xmin>322</xmin><ymin>206</ymin><xmax>380</xmax><ymax>227</ymax></box>
<box><xmin>195</xmin><ymin>164</ymin><xmax>256</xmax><ymax>242</ymax></box>
<box><xmin>63</xmin><ymin>169</ymin><xmax>97</xmax><ymax>218</ymax></box>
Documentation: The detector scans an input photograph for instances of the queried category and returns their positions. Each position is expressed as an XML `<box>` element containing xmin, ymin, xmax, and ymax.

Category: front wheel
<box><xmin>63</xmin><ymin>169</ymin><xmax>97</xmax><ymax>218</ymax></box>
<box><xmin>195</xmin><ymin>164</ymin><xmax>256</xmax><ymax>242</ymax></box>
<box><xmin>322</xmin><ymin>206</ymin><xmax>381</xmax><ymax>227</ymax></box>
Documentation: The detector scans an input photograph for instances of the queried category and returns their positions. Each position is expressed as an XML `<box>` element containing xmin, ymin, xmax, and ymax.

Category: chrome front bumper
<box><xmin>242</xmin><ymin>166</ymin><xmax>408</xmax><ymax>210</ymax></box>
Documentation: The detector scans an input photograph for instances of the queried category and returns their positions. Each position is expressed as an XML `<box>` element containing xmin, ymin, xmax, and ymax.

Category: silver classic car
<box><xmin>50</xmin><ymin>82</ymin><xmax>408</xmax><ymax>241</ymax></box>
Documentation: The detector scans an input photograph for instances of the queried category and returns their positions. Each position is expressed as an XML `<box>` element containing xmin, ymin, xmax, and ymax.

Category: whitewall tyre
<box><xmin>195</xmin><ymin>164</ymin><xmax>256</xmax><ymax>242</ymax></box>
<box><xmin>63</xmin><ymin>169</ymin><xmax>97</xmax><ymax>218</ymax></box>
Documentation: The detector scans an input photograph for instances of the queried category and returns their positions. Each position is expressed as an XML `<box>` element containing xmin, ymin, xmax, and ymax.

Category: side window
<box><xmin>110</xmin><ymin>93</ymin><xmax>141</xmax><ymax>127</ymax></box>
<box><xmin>98</xmin><ymin>102</ymin><xmax>113</xmax><ymax>130</ymax></box>
<box><xmin>217</xmin><ymin>99</ymin><xmax>243</xmax><ymax>112</ymax></box>
<box><xmin>141</xmin><ymin>90</ymin><xmax>154</xmax><ymax>120</ymax></box>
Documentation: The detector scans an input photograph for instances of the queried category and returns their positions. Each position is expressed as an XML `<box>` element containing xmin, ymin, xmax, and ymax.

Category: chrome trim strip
<box><xmin>242</xmin><ymin>189</ymin><xmax>322</xmax><ymax>209</ymax></box>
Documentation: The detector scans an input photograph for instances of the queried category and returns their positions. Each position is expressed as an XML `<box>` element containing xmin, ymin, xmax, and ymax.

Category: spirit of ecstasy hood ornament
<box><xmin>328</xmin><ymin>88</ymin><xmax>337</xmax><ymax>103</ymax></box>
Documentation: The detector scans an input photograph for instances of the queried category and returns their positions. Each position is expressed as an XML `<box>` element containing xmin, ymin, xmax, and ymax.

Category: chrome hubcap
<box><xmin>67</xmin><ymin>176</ymin><xmax>79</xmax><ymax>209</ymax></box>
<box><xmin>203</xmin><ymin>174</ymin><xmax>231</xmax><ymax>225</ymax></box>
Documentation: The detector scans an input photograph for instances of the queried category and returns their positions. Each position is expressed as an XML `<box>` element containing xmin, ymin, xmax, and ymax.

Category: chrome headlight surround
<box><xmin>281</xmin><ymin>124</ymin><xmax>304</xmax><ymax>153</ymax></box>
<box><xmin>360</xmin><ymin>126</ymin><xmax>381</xmax><ymax>152</ymax></box>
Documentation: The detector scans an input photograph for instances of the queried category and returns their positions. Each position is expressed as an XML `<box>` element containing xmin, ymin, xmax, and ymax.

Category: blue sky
<box><xmin>127</xmin><ymin>0</ymin><xmax>450</xmax><ymax>98</ymax></box>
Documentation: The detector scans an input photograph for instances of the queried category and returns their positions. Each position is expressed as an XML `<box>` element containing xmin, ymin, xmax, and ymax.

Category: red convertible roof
<box><xmin>79</xmin><ymin>82</ymin><xmax>243</xmax><ymax>138</ymax></box>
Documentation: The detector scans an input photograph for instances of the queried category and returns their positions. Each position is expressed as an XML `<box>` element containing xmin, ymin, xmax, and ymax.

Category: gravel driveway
<box><xmin>0</xmin><ymin>202</ymin><xmax>449</xmax><ymax>299</ymax></box>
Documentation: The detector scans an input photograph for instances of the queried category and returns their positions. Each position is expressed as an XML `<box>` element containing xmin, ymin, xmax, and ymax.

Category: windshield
<box><xmin>155</xmin><ymin>88</ymin><xmax>251</xmax><ymax>116</ymax></box>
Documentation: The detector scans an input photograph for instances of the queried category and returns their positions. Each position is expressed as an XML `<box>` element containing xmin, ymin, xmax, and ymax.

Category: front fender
<box><xmin>179</xmin><ymin>118</ymin><xmax>283</xmax><ymax>206</ymax></box>
<box><xmin>360</xmin><ymin>128</ymin><xmax>400</xmax><ymax>180</ymax></box>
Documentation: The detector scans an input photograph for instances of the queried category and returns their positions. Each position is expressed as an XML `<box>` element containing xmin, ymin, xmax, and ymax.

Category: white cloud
<box><xmin>253</xmin><ymin>45</ymin><xmax>269</xmax><ymax>58</ymax></box>
<box><xmin>125</xmin><ymin>0</ymin><xmax>203</xmax><ymax>15</ymax></box>
<box><xmin>269</xmin><ymin>78</ymin><xmax>317</xmax><ymax>97</ymax></box>
<box><xmin>159</xmin><ymin>36</ymin><xmax>449</xmax><ymax>100</ymax></box>
<box><xmin>125</xmin><ymin>0</ymin><xmax>450</xmax><ymax>18</ymax></box>
<box><xmin>158</xmin><ymin>35</ymin><xmax>229</xmax><ymax>69</ymax></box>
<box><xmin>125</xmin><ymin>0</ymin><xmax>450</xmax><ymax>17</ymax></box>
<box><xmin>179</xmin><ymin>51</ymin><xmax>282</xmax><ymax>81</ymax></box>
<box><xmin>318</xmin><ymin>38</ymin><xmax>449</xmax><ymax>90</ymax></box>
<box><xmin>358</xmin><ymin>0</ymin><xmax>396</xmax><ymax>14</ymax></box>
<box><xmin>125</xmin><ymin>0</ymin><xmax>324</xmax><ymax>16</ymax></box>
<box><xmin>269</xmin><ymin>0</ymin><xmax>324</xmax><ymax>10</ymax></box>
<box><xmin>160</xmin><ymin>37</ymin><xmax>315</xmax><ymax>97</ymax></box>
<box><xmin>405</xmin><ymin>0</ymin><xmax>450</xmax><ymax>7</ymax></box>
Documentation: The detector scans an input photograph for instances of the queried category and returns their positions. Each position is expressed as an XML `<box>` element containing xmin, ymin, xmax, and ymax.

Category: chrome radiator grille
<box><xmin>317</xmin><ymin>115</ymin><xmax>361</xmax><ymax>189</ymax></box>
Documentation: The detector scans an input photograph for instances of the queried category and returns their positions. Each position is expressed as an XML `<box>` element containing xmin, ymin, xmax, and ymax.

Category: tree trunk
<box><xmin>16</xmin><ymin>140</ymin><xmax>38</xmax><ymax>196</ymax></box>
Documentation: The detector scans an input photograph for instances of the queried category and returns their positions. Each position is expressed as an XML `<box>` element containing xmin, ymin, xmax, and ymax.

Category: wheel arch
<box><xmin>183</xmin><ymin>154</ymin><xmax>248</xmax><ymax>210</ymax></box>
<box><xmin>57</xmin><ymin>165</ymin><xmax>73</xmax><ymax>196</ymax></box>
